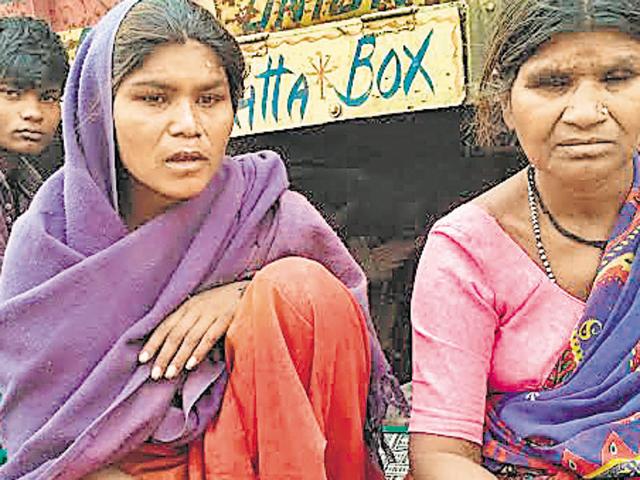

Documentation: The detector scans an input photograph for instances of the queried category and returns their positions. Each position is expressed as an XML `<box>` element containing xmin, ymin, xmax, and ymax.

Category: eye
<box><xmin>140</xmin><ymin>94</ymin><xmax>167</xmax><ymax>105</ymax></box>
<box><xmin>0</xmin><ymin>87</ymin><xmax>22</xmax><ymax>99</ymax></box>
<box><xmin>197</xmin><ymin>93</ymin><xmax>223</xmax><ymax>107</ymax></box>
<box><xmin>532</xmin><ymin>75</ymin><xmax>571</xmax><ymax>90</ymax></box>
<box><xmin>604</xmin><ymin>69</ymin><xmax>635</xmax><ymax>85</ymax></box>
<box><xmin>40</xmin><ymin>92</ymin><xmax>60</xmax><ymax>103</ymax></box>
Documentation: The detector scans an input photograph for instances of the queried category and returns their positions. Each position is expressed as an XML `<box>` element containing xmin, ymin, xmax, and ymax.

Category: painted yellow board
<box><xmin>232</xmin><ymin>2</ymin><xmax>465</xmax><ymax>136</ymax></box>
<box><xmin>58</xmin><ymin>28</ymin><xmax>87</xmax><ymax>63</ymax></box>
<box><xmin>216</xmin><ymin>0</ymin><xmax>448</xmax><ymax>36</ymax></box>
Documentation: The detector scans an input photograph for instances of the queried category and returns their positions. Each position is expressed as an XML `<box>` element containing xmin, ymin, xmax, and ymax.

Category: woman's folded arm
<box><xmin>410</xmin><ymin>433</ymin><xmax>497</xmax><ymax>480</ymax></box>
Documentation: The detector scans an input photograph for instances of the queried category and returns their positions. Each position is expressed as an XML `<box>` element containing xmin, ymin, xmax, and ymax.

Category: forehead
<box><xmin>0</xmin><ymin>77</ymin><xmax>62</xmax><ymax>91</ymax></box>
<box><xmin>122</xmin><ymin>40</ymin><xmax>228</xmax><ymax>87</ymax></box>
<box><xmin>0</xmin><ymin>61</ymin><xmax>65</xmax><ymax>91</ymax></box>
<box><xmin>522</xmin><ymin>30</ymin><xmax>640</xmax><ymax>72</ymax></box>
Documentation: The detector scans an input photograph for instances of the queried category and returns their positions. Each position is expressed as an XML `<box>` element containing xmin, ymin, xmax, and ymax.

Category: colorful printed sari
<box><xmin>483</xmin><ymin>155</ymin><xmax>640</xmax><ymax>479</ymax></box>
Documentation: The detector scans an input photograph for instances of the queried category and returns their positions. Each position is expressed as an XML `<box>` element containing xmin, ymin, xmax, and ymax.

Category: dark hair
<box><xmin>474</xmin><ymin>0</ymin><xmax>640</xmax><ymax>148</ymax></box>
<box><xmin>112</xmin><ymin>0</ymin><xmax>245</xmax><ymax>112</ymax></box>
<box><xmin>0</xmin><ymin>16</ymin><xmax>69</xmax><ymax>90</ymax></box>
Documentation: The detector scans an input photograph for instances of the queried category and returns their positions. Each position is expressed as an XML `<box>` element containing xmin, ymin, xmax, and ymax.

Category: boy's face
<box><xmin>0</xmin><ymin>82</ymin><xmax>61</xmax><ymax>155</ymax></box>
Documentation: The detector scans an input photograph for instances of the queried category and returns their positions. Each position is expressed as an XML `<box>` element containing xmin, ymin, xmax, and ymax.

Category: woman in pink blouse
<box><xmin>410</xmin><ymin>1</ymin><xmax>640</xmax><ymax>479</ymax></box>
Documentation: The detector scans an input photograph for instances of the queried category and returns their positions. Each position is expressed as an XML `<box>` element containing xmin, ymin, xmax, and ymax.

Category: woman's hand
<box><xmin>138</xmin><ymin>280</ymin><xmax>250</xmax><ymax>380</ymax></box>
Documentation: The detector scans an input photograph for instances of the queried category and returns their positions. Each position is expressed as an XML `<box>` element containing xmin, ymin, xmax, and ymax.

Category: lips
<box><xmin>164</xmin><ymin>151</ymin><xmax>210</xmax><ymax>173</ymax></box>
<box><xmin>558</xmin><ymin>138</ymin><xmax>613</xmax><ymax>147</ymax></box>
<box><xmin>165</xmin><ymin>151</ymin><xmax>208</xmax><ymax>163</ymax></box>
<box><xmin>14</xmin><ymin>129</ymin><xmax>44</xmax><ymax>142</ymax></box>
<box><xmin>556</xmin><ymin>139</ymin><xmax>614</xmax><ymax>158</ymax></box>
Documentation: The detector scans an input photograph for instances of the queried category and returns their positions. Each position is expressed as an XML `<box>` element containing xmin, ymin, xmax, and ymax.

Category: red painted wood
<box><xmin>0</xmin><ymin>0</ymin><xmax>119</xmax><ymax>31</ymax></box>
<box><xmin>46</xmin><ymin>0</ymin><xmax>120</xmax><ymax>31</ymax></box>
<box><xmin>0</xmin><ymin>0</ymin><xmax>38</xmax><ymax>19</ymax></box>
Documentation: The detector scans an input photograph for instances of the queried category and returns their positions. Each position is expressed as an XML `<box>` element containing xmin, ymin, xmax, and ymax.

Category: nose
<box><xmin>168</xmin><ymin>99</ymin><xmax>201</xmax><ymax>138</ymax></box>
<box><xmin>561</xmin><ymin>80</ymin><xmax>607</xmax><ymax>129</ymax></box>
<box><xmin>19</xmin><ymin>93</ymin><xmax>44</xmax><ymax>123</ymax></box>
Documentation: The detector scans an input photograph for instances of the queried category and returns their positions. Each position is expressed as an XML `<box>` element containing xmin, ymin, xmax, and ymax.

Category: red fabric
<box><xmin>118</xmin><ymin>444</ymin><xmax>189</xmax><ymax>479</ymax></box>
<box><xmin>120</xmin><ymin>257</ymin><xmax>378</xmax><ymax>479</ymax></box>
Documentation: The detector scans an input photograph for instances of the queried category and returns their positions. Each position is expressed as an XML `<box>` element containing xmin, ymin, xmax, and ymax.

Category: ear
<box><xmin>500</xmin><ymin>92</ymin><xmax>515</xmax><ymax>130</ymax></box>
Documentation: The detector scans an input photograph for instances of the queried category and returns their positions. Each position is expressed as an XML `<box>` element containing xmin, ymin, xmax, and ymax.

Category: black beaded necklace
<box><xmin>527</xmin><ymin>166</ymin><xmax>607</xmax><ymax>250</ymax></box>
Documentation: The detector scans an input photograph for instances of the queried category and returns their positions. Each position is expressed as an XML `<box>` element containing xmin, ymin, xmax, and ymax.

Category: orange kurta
<box><xmin>120</xmin><ymin>257</ymin><xmax>376</xmax><ymax>479</ymax></box>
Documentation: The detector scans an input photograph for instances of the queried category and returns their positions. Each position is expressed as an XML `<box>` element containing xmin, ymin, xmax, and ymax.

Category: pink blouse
<box><xmin>409</xmin><ymin>203</ymin><xmax>585</xmax><ymax>444</ymax></box>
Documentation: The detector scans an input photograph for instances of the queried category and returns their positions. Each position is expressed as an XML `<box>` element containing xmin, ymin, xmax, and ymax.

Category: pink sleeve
<box><xmin>409</xmin><ymin>224</ymin><xmax>499</xmax><ymax>444</ymax></box>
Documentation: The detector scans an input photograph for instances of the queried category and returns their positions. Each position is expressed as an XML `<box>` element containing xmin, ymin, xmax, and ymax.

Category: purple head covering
<box><xmin>0</xmin><ymin>1</ymin><xmax>404</xmax><ymax>478</ymax></box>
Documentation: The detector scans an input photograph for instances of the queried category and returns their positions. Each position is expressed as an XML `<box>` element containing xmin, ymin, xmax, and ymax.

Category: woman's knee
<box><xmin>250</xmin><ymin>256</ymin><xmax>366</xmax><ymax>334</ymax></box>
<box><xmin>254</xmin><ymin>257</ymin><xmax>349</xmax><ymax>308</ymax></box>
<box><xmin>254</xmin><ymin>257</ymin><xmax>333</xmax><ymax>288</ymax></box>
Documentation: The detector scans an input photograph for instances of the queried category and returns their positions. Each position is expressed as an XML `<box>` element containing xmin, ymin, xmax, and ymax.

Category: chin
<box><xmin>155</xmin><ymin>172</ymin><xmax>218</xmax><ymax>202</ymax></box>
<box><xmin>164</xmin><ymin>185</ymin><xmax>209</xmax><ymax>202</ymax></box>
<box><xmin>19</xmin><ymin>147</ymin><xmax>44</xmax><ymax>156</ymax></box>
<box><xmin>10</xmin><ymin>143</ymin><xmax>46</xmax><ymax>156</ymax></box>
<box><xmin>546</xmin><ymin>155</ymin><xmax>627</xmax><ymax>180</ymax></box>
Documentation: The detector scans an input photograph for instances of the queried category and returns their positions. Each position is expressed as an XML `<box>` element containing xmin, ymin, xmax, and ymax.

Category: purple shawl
<box><xmin>0</xmin><ymin>1</ymin><xmax>402</xmax><ymax>478</ymax></box>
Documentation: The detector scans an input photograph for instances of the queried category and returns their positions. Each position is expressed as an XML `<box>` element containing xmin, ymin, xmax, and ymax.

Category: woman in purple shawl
<box><xmin>0</xmin><ymin>0</ymin><xmax>405</xmax><ymax>478</ymax></box>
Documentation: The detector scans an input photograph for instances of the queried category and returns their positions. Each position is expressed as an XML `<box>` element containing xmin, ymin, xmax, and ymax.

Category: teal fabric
<box><xmin>0</xmin><ymin>391</ymin><xmax>3</xmax><ymax>464</ymax></box>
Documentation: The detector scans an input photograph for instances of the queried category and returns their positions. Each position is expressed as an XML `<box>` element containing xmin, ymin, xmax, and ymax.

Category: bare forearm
<box><xmin>411</xmin><ymin>452</ymin><xmax>496</xmax><ymax>480</ymax></box>
<box><xmin>410</xmin><ymin>434</ymin><xmax>497</xmax><ymax>480</ymax></box>
<box><xmin>411</xmin><ymin>451</ymin><xmax>498</xmax><ymax>480</ymax></box>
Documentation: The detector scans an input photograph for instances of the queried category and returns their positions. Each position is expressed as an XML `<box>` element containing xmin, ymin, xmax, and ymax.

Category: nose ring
<box><xmin>598</xmin><ymin>103</ymin><xmax>609</xmax><ymax>116</ymax></box>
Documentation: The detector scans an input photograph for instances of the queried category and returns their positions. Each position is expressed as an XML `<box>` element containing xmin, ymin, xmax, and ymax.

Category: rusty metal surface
<box><xmin>0</xmin><ymin>0</ymin><xmax>119</xmax><ymax>31</ymax></box>
<box><xmin>0</xmin><ymin>0</ymin><xmax>36</xmax><ymax>19</ymax></box>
